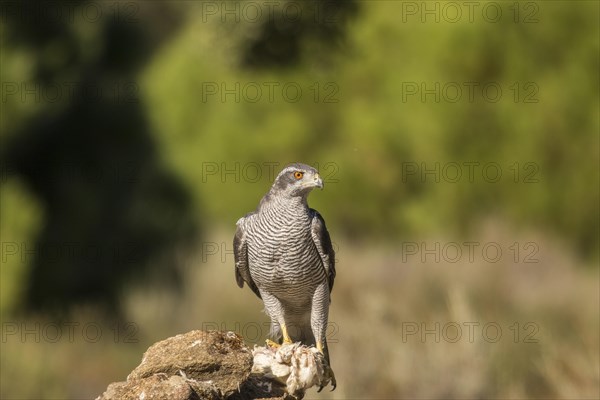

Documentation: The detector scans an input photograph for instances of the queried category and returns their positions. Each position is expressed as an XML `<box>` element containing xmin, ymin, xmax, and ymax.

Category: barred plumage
<box><xmin>234</xmin><ymin>163</ymin><xmax>336</xmax><ymax>391</ymax></box>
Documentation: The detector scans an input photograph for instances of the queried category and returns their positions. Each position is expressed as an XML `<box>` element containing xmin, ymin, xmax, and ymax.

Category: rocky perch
<box><xmin>96</xmin><ymin>330</ymin><xmax>332</xmax><ymax>400</ymax></box>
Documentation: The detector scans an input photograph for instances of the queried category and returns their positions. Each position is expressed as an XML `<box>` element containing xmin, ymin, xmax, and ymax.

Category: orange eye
<box><xmin>293</xmin><ymin>171</ymin><xmax>304</xmax><ymax>180</ymax></box>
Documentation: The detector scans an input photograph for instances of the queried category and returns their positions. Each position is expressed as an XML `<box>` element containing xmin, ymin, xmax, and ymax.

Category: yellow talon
<box><xmin>266</xmin><ymin>323</ymin><xmax>293</xmax><ymax>348</ymax></box>
<box><xmin>281</xmin><ymin>324</ymin><xmax>293</xmax><ymax>344</ymax></box>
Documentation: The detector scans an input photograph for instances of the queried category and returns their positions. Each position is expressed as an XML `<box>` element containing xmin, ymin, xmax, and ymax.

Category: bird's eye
<box><xmin>293</xmin><ymin>171</ymin><xmax>304</xmax><ymax>180</ymax></box>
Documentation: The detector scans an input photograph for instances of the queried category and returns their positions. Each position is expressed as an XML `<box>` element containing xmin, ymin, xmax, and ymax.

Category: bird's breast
<box><xmin>246</xmin><ymin>217</ymin><xmax>324</xmax><ymax>296</ymax></box>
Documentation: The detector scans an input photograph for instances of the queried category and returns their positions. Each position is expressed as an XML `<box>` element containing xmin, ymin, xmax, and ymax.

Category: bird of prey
<box><xmin>234</xmin><ymin>163</ymin><xmax>336</xmax><ymax>391</ymax></box>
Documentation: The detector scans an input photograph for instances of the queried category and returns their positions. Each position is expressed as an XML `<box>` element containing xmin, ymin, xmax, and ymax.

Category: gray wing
<box><xmin>309</xmin><ymin>209</ymin><xmax>336</xmax><ymax>293</ymax></box>
<box><xmin>234</xmin><ymin>214</ymin><xmax>261</xmax><ymax>299</ymax></box>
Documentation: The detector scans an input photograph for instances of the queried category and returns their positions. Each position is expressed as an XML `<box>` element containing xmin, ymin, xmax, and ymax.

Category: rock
<box><xmin>127</xmin><ymin>330</ymin><xmax>251</xmax><ymax>395</ymax></box>
<box><xmin>96</xmin><ymin>330</ymin><xmax>290</xmax><ymax>400</ymax></box>
<box><xmin>98</xmin><ymin>374</ymin><xmax>220</xmax><ymax>400</ymax></box>
<box><xmin>96</xmin><ymin>330</ymin><xmax>330</xmax><ymax>399</ymax></box>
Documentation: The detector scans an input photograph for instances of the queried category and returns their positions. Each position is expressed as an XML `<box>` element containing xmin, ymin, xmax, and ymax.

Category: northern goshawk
<box><xmin>234</xmin><ymin>163</ymin><xmax>336</xmax><ymax>390</ymax></box>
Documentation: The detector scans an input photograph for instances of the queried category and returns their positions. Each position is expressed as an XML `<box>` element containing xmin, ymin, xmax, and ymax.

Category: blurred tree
<box><xmin>241</xmin><ymin>0</ymin><xmax>359</xmax><ymax>68</ymax></box>
<box><xmin>1</xmin><ymin>0</ymin><xmax>197</xmax><ymax>314</ymax></box>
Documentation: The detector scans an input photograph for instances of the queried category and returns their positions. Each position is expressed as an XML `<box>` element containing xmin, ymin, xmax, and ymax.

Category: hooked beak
<box><xmin>314</xmin><ymin>173</ymin><xmax>324</xmax><ymax>189</ymax></box>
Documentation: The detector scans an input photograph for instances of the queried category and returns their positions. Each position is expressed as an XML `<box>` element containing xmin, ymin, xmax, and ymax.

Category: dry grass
<box><xmin>1</xmin><ymin>224</ymin><xmax>598</xmax><ymax>399</ymax></box>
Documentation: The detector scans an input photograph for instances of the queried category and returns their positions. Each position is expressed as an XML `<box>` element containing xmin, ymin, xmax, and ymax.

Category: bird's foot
<box><xmin>281</xmin><ymin>324</ymin><xmax>293</xmax><ymax>345</ymax></box>
<box><xmin>265</xmin><ymin>337</ymin><xmax>293</xmax><ymax>348</ymax></box>
<box><xmin>317</xmin><ymin>362</ymin><xmax>337</xmax><ymax>392</ymax></box>
<box><xmin>265</xmin><ymin>338</ymin><xmax>281</xmax><ymax>348</ymax></box>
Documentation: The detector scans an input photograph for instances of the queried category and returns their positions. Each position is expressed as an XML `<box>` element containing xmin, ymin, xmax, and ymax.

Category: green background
<box><xmin>1</xmin><ymin>1</ymin><xmax>598</xmax><ymax>398</ymax></box>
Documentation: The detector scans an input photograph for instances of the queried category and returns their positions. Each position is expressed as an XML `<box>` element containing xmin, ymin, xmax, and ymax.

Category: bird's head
<box><xmin>271</xmin><ymin>163</ymin><xmax>324</xmax><ymax>198</ymax></box>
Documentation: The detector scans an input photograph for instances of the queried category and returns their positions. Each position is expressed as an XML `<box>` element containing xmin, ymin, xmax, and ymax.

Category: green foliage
<box><xmin>141</xmin><ymin>1</ymin><xmax>599</xmax><ymax>258</ymax></box>
<box><xmin>1</xmin><ymin>3</ymin><xmax>598</xmax><ymax>397</ymax></box>
<box><xmin>0</xmin><ymin>181</ymin><xmax>42</xmax><ymax>315</ymax></box>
